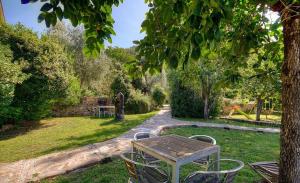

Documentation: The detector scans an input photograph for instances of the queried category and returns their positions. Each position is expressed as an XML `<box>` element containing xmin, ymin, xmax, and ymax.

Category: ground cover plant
<box><xmin>44</xmin><ymin>127</ymin><xmax>279</xmax><ymax>183</ymax></box>
<box><xmin>0</xmin><ymin>112</ymin><xmax>157</xmax><ymax>162</ymax></box>
<box><xmin>231</xmin><ymin>114</ymin><xmax>281</xmax><ymax>123</ymax></box>
<box><xmin>176</xmin><ymin>117</ymin><xmax>280</xmax><ymax>128</ymax></box>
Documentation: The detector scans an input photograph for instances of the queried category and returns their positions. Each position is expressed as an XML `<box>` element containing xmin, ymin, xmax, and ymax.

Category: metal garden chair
<box><xmin>120</xmin><ymin>152</ymin><xmax>169</xmax><ymax>183</ymax></box>
<box><xmin>184</xmin><ymin>159</ymin><xmax>244</xmax><ymax>183</ymax></box>
<box><xmin>249</xmin><ymin>161</ymin><xmax>279</xmax><ymax>183</ymax></box>
<box><xmin>189</xmin><ymin>135</ymin><xmax>217</xmax><ymax>167</ymax></box>
<box><xmin>133</xmin><ymin>132</ymin><xmax>160</xmax><ymax>164</ymax></box>
<box><xmin>134</xmin><ymin>132</ymin><xmax>157</xmax><ymax>140</ymax></box>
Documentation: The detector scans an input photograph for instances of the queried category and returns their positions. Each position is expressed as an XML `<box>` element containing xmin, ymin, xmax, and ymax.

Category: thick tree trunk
<box><xmin>256</xmin><ymin>97</ymin><xmax>263</xmax><ymax>121</ymax></box>
<box><xmin>279</xmin><ymin>9</ymin><xmax>300</xmax><ymax>183</ymax></box>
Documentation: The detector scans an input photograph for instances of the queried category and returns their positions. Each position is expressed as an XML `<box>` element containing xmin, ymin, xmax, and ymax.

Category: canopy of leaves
<box><xmin>22</xmin><ymin>0</ymin><xmax>124</xmax><ymax>57</ymax></box>
<box><xmin>0</xmin><ymin>24</ymin><xmax>78</xmax><ymax>121</ymax></box>
<box><xmin>23</xmin><ymin>0</ymin><xmax>299</xmax><ymax>62</ymax></box>
<box><xmin>0</xmin><ymin>44</ymin><xmax>29</xmax><ymax>125</ymax></box>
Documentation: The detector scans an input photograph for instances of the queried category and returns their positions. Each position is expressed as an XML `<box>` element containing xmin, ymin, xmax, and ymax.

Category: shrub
<box><xmin>0</xmin><ymin>42</ymin><xmax>28</xmax><ymax>124</ymax></box>
<box><xmin>151</xmin><ymin>87</ymin><xmax>166</xmax><ymax>107</ymax></box>
<box><xmin>169</xmin><ymin>72</ymin><xmax>220</xmax><ymax>118</ymax></box>
<box><xmin>125</xmin><ymin>90</ymin><xmax>152</xmax><ymax>114</ymax></box>
<box><xmin>0</xmin><ymin>24</ymin><xmax>79</xmax><ymax>121</ymax></box>
<box><xmin>56</xmin><ymin>76</ymin><xmax>81</xmax><ymax>106</ymax></box>
<box><xmin>110</xmin><ymin>74</ymin><xmax>131</xmax><ymax>103</ymax></box>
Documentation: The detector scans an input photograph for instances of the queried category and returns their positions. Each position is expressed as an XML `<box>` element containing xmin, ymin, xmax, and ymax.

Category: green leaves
<box><xmin>191</xmin><ymin>47</ymin><xmax>201</xmax><ymax>60</ymax></box>
<box><xmin>174</xmin><ymin>0</ymin><xmax>184</xmax><ymax>14</ymax></box>
<box><xmin>55</xmin><ymin>7</ymin><xmax>63</xmax><ymax>21</ymax></box>
<box><xmin>40</xmin><ymin>3</ymin><xmax>53</xmax><ymax>12</ymax></box>
<box><xmin>26</xmin><ymin>0</ymin><xmax>123</xmax><ymax>56</ymax></box>
<box><xmin>37</xmin><ymin>13</ymin><xmax>46</xmax><ymax>23</ymax></box>
<box><xmin>43</xmin><ymin>12</ymin><xmax>57</xmax><ymax>27</ymax></box>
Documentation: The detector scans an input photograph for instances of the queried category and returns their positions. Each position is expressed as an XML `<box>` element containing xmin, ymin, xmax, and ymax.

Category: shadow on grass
<box><xmin>0</xmin><ymin>121</ymin><xmax>55</xmax><ymax>141</ymax></box>
<box><xmin>38</xmin><ymin>119</ymin><xmax>137</xmax><ymax>155</ymax></box>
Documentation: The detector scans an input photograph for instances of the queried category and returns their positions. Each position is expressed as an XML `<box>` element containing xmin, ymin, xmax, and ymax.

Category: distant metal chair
<box><xmin>133</xmin><ymin>132</ymin><xmax>160</xmax><ymax>164</ymax></box>
<box><xmin>189</xmin><ymin>135</ymin><xmax>217</xmax><ymax>145</ymax></box>
<box><xmin>120</xmin><ymin>152</ymin><xmax>169</xmax><ymax>183</ymax></box>
<box><xmin>189</xmin><ymin>135</ymin><xmax>217</xmax><ymax>167</ymax></box>
<box><xmin>249</xmin><ymin>161</ymin><xmax>279</xmax><ymax>183</ymax></box>
<box><xmin>184</xmin><ymin>159</ymin><xmax>244</xmax><ymax>183</ymax></box>
<box><xmin>134</xmin><ymin>132</ymin><xmax>154</xmax><ymax>140</ymax></box>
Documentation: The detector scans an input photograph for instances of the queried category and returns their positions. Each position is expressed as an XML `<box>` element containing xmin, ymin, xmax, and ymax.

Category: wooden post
<box><xmin>115</xmin><ymin>92</ymin><xmax>124</xmax><ymax>121</ymax></box>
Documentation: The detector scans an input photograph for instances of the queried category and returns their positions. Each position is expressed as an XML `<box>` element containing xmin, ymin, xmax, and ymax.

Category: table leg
<box><xmin>172</xmin><ymin>164</ymin><xmax>179</xmax><ymax>183</ymax></box>
<box><xmin>216</xmin><ymin>148</ymin><xmax>220</xmax><ymax>171</ymax></box>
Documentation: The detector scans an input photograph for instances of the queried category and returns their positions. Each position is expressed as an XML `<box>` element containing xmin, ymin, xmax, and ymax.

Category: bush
<box><xmin>110</xmin><ymin>74</ymin><xmax>131</xmax><ymax>103</ymax></box>
<box><xmin>56</xmin><ymin>76</ymin><xmax>81</xmax><ymax>106</ymax></box>
<box><xmin>151</xmin><ymin>87</ymin><xmax>166</xmax><ymax>107</ymax></box>
<box><xmin>0</xmin><ymin>24</ymin><xmax>79</xmax><ymax>121</ymax></box>
<box><xmin>169</xmin><ymin>72</ymin><xmax>220</xmax><ymax>118</ymax></box>
<box><xmin>125</xmin><ymin>90</ymin><xmax>152</xmax><ymax>114</ymax></box>
<box><xmin>0</xmin><ymin>42</ymin><xmax>28</xmax><ymax>124</ymax></box>
<box><xmin>170</xmin><ymin>77</ymin><xmax>202</xmax><ymax>117</ymax></box>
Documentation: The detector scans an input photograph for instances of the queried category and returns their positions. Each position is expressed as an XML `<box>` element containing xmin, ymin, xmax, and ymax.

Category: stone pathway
<box><xmin>0</xmin><ymin>107</ymin><xmax>280</xmax><ymax>183</ymax></box>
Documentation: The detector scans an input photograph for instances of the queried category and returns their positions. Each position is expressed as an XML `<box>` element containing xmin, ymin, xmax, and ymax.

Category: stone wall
<box><xmin>52</xmin><ymin>97</ymin><xmax>112</xmax><ymax>117</ymax></box>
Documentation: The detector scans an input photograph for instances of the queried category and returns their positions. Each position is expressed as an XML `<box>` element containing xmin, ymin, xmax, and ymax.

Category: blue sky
<box><xmin>2</xmin><ymin>0</ymin><xmax>149</xmax><ymax>48</ymax></box>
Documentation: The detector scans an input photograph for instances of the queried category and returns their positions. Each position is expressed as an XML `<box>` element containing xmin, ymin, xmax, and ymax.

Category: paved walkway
<box><xmin>0</xmin><ymin>108</ymin><xmax>280</xmax><ymax>182</ymax></box>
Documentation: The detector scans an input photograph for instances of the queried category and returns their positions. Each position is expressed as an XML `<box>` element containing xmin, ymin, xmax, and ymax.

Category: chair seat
<box><xmin>140</xmin><ymin>167</ymin><xmax>168</xmax><ymax>183</ymax></box>
<box><xmin>184</xmin><ymin>173</ymin><xmax>220</xmax><ymax>183</ymax></box>
<box><xmin>193</xmin><ymin>157</ymin><xmax>209</xmax><ymax>165</ymax></box>
<box><xmin>143</xmin><ymin>153</ymin><xmax>160</xmax><ymax>163</ymax></box>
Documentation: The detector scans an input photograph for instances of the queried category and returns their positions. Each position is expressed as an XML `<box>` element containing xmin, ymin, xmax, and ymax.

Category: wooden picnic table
<box><xmin>132</xmin><ymin>134</ymin><xmax>220</xmax><ymax>183</ymax></box>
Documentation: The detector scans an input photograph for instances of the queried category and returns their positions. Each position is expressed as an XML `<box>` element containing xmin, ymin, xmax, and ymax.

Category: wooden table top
<box><xmin>132</xmin><ymin>135</ymin><xmax>218</xmax><ymax>162</ymax></box>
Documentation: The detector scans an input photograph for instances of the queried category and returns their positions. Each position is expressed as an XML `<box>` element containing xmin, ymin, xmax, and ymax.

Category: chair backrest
<box><xmin>120</xmin><ymin>152</ymin><xmax>158</xmax><ymax>182</ymax></box>
<box><xmin>123</xmin><ymin>158</ymin><xmax>139</xmax><ymax>180</ymax></box>
<box><xmin>249</xmin><ymin>162</ymin><xmax>279</xmax><ymax>183</ymax></box>
<box><xmin>134</xmin><ymin>132</ymin><xmax>151</xmax><ymax>140</ymax></box>
<box><xmin>184</xmin><ymin>159</ymin><xmax>244</xmax><ymax>183</ymax></box>
<box><xmin>223</xmin><ymin>171</ymin><xmax>238</xmax><ymax>183</ymax></box>
<box><xmin>189</xmin><ymin>135</ymin><xmax>217</xmax><ymax>145</ymax></box>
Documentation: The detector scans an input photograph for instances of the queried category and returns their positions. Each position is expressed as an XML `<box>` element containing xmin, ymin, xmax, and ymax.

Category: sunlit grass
<box><xmin>176</xmin><ymin>117</ymin><xmax>279</xmax><ymax>128</ymax></box>
<box><xmin>231</xmin><ymin>114</ymin><xmax>281</xmax><ymax>122</ymax></box>
<box><xmin>45</xmin><ymin>127</ymin><xmax>279</xmax><ymax>183</ymax></box>
<box><xmin>0</xmin><ymin>112</ymin><xmax>157</xmax><ymax>162</ymax></box>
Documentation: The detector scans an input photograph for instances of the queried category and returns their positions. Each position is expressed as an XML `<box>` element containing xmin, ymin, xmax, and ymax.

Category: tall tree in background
<box><xmin>180</xmin><ymin>57</ymin><xmax>224</xmax><ymax>119</ymax></box>
<box><xmin>22</xmin><ymin>0</ymin><xmax>300</xmax><ymax>181</ymax></box>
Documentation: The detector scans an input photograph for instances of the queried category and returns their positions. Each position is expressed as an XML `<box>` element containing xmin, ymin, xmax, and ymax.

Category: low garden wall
<box><xmin>52</xmin><ymin>97</ymin><xmax>112</xmax><ymax>117</ymax></box>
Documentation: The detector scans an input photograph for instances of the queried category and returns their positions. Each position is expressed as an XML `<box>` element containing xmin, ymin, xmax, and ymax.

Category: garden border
<box><xmin>220</xmin><ymin>117</ymin><xmax>281</xmax><ymax>128</ymax></box>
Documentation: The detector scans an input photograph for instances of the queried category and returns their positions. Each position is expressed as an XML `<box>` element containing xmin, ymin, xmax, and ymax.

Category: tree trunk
<box><xmin>256</xmin><ymin>97</ymin><xmax>263</xmax><ymax>121</ymax></box>
<box><xmin>278</xmin><ymin>7</ymin><xmax>300</xmax><ymax>182</ymax></box>
<box><xmin>203</xmin><ymin>94</ymin><xmax>209</xmax><ymax>119</ymax></box>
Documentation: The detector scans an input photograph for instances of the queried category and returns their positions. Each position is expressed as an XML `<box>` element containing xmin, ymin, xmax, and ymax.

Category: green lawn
<box><xmin>231</xmin><ymin>114</ymin><xmax>281</xmax><ymax>122</ymax></box>
<box><xmin>0</xmin><ymin>112</ymin><xmax>157</xmax><ymax>162</ymax></box>
<box><xmin>45</xmin><ymin>127</ymin><xmax>279</xmax><ymax>183</ymax></box>
<box><xmin>176</xmin><ymin>117</ymin><xmax>277</xmax><ymax>128</ymax></box>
